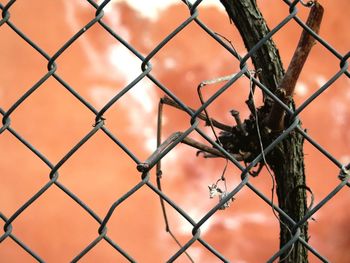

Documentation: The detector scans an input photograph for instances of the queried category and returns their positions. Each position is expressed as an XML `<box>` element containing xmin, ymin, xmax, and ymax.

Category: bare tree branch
<box><xmin>217</xmin><ymin>1</ymin><xmax>324</xmax><ymax>262</ymax></box>
<box><xmin>268</xmin><ymin>2</ymin><xmax>324</xmax><ymax>131</ymax></box>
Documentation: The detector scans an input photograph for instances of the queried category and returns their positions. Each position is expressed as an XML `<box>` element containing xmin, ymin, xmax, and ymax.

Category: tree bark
<box><xmin>218</xmin><ymin>1</ymin><xmax>314</xmax><ymax>262</ymax></box>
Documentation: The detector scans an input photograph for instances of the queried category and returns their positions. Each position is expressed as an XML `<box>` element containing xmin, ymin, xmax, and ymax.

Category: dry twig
<box><xmin>268</xmin><ymin>2</ymin><xmax>324</xmax><ymax>131</ymax></box>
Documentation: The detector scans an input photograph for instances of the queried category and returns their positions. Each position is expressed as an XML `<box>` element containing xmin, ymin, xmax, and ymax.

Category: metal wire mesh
<box><xmin>0</xmin><ymin>0</ymin><xmax>349</xmax><ymax>262</ymax></box>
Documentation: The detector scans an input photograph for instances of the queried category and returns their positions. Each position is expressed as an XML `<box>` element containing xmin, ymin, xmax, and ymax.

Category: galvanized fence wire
<box><xmin>0</xmin><ymin>0</ymin><xmax>349</xmax><ymax>262</ymax></box>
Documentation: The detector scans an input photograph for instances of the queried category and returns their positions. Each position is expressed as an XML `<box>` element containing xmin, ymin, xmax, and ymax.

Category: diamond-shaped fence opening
<box><xmin>1</xmin><ymin>0</ymin><xmax>349</xmax><ymax>262</ymax></box>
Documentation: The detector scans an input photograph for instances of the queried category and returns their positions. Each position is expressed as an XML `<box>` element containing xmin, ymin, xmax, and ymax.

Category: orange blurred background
<box><xmin>0</xmin><ymin>0</ymin><xmax>349</xmax><ymax>262</ymax></box>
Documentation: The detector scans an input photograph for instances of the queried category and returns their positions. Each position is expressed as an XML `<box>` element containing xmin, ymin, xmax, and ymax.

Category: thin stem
<box><xmin>268</xmin><ymin>2</ymin><xmax>324</xmax><ymax>131</ymax></box>
<box><xmin>161</xmin><ymin>96</ymin><xmax>232</xmax><ymax>132</ymax></box>
<box><xmin>181</xmin><ymin>136</ymin><xmax>247</xmax><ymax>161</ymax></box>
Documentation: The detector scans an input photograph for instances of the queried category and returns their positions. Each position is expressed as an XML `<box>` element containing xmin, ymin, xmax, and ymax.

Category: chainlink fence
<box><xmin>0</xmin><ymin>0</ymin><xmax>349</xmax><ymax>262</ymax></box>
